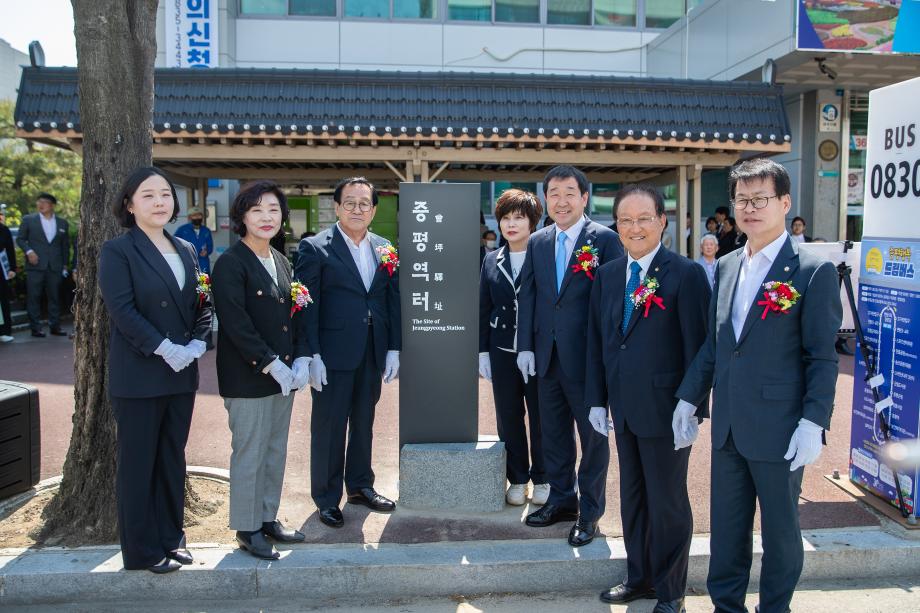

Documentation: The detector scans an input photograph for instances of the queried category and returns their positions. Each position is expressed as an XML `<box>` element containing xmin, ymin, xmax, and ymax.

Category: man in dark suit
<box><xmin>676</xmin><ymin>159</ymin><xmax>842</xmax><ymax>613</ymax></box>
<box><xmin>585</xmin><ymin>184</ymin><xmax>711</xmax><ymax>613</ymax></box>
<box><xmin>0</xmin><ymin>207</ymin><xmax>17</xmax><ymax>343</ymax></box>
<box><xmin>295</xmin><ymin>177</ymin><xmax>401</xmax><ymax>529</ymax></box>
<box><xmin>516</xmin><ymin>165</ymin><xmax>624</xmax><ymax>546</ymax></box>
<box><xmin>16</xmin><ymin>193</ymin><xmax>71</xmax><ymax>337</ymax></box>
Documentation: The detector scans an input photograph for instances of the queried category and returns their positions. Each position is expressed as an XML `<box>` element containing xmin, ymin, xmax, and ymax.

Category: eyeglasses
<box><xmin>732</xmin><ymin>195</ymin><xmax>778</xmax><ymax>210</ymax></box>
<box><xmin>616</xmin><ymin>216</ymin><xmax>659</xmax><ymax>228</ymax></box>
<box><xmin>340</xmin><ymin>201</ymin><xmax>374</xmax><ymax>212</ymax></box>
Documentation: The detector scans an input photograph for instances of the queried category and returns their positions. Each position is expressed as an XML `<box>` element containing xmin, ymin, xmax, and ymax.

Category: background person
<box><xmin>98</xmin><ymin>167</ymin><xmax>212</xmax><ymax>574</ymax></box>
<box><xmin>211</xmin><ymin>180</ymin><xmax>311</xmax><ymax>561</ymax></box>
<box><xmin>790</xmin><ymin>216</ymin><xmax>812</xmax><ymax>243</ymax></box>
<box><xmin>716</xmin><ymin>216</ymin><xmax>740</xmax><ymax>258</ymax></box>
<box><xmin>479</xmin><ymin>189</ymin><xmax>548</xmax><ymax>507</ymax></box>
<box><xmin>174</xmin><ymin>205</ymin><xmax>214</xmax><ymax>273</ymax></box>
<box><xmin>296</xmin><ymin>177</ymin><xmax>401</xmax><ymax>529</ymax></box>
<box><xmin>697</xmin><ymin>233</ymin><xmax>719</xmax><ymax>288</ymax></box>
<box><xmin>0</xmin><ymin>208</ymin><xmax>16</xmax><ymax>343</ymax></box>
<box><xmin>16</xmin><ymin>192</ymin><xmax>71</xmax><ymax>337</ymax></box>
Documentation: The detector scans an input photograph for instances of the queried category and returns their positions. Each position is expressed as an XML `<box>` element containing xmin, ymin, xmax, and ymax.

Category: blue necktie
<box><xmin>555</xmin><ymin>231</ymin><xmax>568</xmax><ymax>293</ymax></box>
<box><xmin>622</xmin><ymin>261</ymin><xmax>642</xmax><ymax>333</ymax></box>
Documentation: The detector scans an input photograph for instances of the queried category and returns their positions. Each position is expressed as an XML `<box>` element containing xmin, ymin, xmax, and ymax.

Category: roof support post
<box><xmin>677</xmin><ymin>165</ymin><xmax>689</xmax><ymax>257</ymax></box>
<box><xmin>690</xmin><ymin>164</ymin><xmax>702</xmax><ymax>260</ymax></box>
<box><xmin>420</xmin><ymin>160</ymin><xmax>429</xmax><ymax>183</ymax></box>
<box><xmin>405</xmin><ymin>161</ymin><xmax>415</xmax><ymax>183</ymax></box>
<box><xmin>197</xmin><ymin>177</ymin><xmax>209</xmax><ymax>217</ymax></box>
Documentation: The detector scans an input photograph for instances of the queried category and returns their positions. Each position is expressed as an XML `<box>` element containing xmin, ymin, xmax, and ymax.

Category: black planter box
<box><xmin>0</xmin><ymin>380</ymin><xmax>40</xmax><ymax>500</ymax></box>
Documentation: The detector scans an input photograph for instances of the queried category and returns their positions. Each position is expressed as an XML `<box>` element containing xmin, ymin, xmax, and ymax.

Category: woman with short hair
<box><xmin>98</xmin><ymin>167</ymin><xmax>212</xmax><ymax>574</ymax></box>
<box><xmin>479</xmin><ymin>189</ymin><xmax>548</xmax><ymax>506</ymax></box>
<box><xmin>211</xmin><ymin>180</ymin><xmax>311</xmax><ymax>560</ymax></box>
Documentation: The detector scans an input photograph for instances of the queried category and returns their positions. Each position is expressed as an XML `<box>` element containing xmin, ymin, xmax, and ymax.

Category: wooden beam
<box><xmin>677</xmin><ymin>165</ymin><xmax>689</xmax><ymax>257</ymax></box>
<box><xmin>383</xmin><ymin>161</ymin><xmax>407</xmax><ymax>183</ymax></box>
<box><xmin>691</xmin><ymin>163</ymin><xmax>703</xmax><ymax>260</ymax></box>
<box><xmin>428</xmin><ymin>161</ymin><xmax>450</xmax><ymax>182</ymax></box>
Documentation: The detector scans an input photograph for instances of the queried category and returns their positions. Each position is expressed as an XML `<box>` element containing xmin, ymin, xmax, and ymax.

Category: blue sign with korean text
<box><xmin>165</xmin><ymin>0</ymin><xmax>219</xmax><ymax>68</ymax></box>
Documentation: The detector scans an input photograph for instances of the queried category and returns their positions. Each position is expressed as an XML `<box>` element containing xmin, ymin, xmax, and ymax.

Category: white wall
<box><xmin>646</xmin><ymin>0</ymin><xmax>796</xmax><ymax>80</ymax></box>
<box><xmin>0</xmin><ymin>39</ymin><xmax>28</xmax><ymax>101</ymax></box>
<box><xmin>233</xmin><ymin>19</ymin><xmax>653</xmax><ymax>75</ymax></box>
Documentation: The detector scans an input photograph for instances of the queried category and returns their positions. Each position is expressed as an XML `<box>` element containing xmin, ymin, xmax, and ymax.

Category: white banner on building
<box><xmin>863</xmin><ymin>76</ymin><xmax>920</xmax><ymax>239</ymax></box>
<box><xmin>165</xmin><ymin>0</ymin><xmax>219</xmax><ymax>68</ymax></box>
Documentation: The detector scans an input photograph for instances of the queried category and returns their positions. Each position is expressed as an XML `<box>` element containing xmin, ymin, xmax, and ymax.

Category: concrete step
<box><xmin>1</xmin><ymin>528</ymin><xmax>918</xmax><ymax>606</ymax></box>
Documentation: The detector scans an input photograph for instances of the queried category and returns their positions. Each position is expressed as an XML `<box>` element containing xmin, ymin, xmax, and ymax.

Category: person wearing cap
<box><xmin>175</xmin><ymin>205</ymin><xmax>214</xmax><ymax>274</ymax></box>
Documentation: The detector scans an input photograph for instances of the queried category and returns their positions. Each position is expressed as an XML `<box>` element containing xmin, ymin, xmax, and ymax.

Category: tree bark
<box><xmin>40</xmin><ymin>0</ymin><xmax>159</xmax><ymax>545</ymax></box>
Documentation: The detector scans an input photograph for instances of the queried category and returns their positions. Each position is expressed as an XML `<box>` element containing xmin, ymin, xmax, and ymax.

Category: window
<box><xmin>547</xmin><ymin>0</ymin><xmax>590</xmax><ymax>25</ymax></box>
<box><xmin>448</xmin><ymin>0</ymin><xmax>491</xmax><ymax>21</ymax></box>
<box><xmin>593</xmin><ymin>0</ymin><xmax>636</xmax><ymax>26</ymax></box>
<box><xmin>496</xmin><ymin>0</ymin><xmax>540</xmax><ymax>23</ymax></box>
<box><xmin>394</xmin><ymin>0</ymin><xmax>438</xmax><ymax>18</ymax></box>
<box><xmin>241</xmin><ymin>0</ymin><xmax>287</xmax><ymax>14</ymax></box>
<box><xmin>291</xmin><ymin>0</ymin><xmax>337</xmax><ymax>16</ymax></box>
<box><xmin>345</xmin><ymin>0</ymin><xmax>389</xmax><ymax>17</ymax></box>
<box><xmin>646</xmin><ymin>0</ymin><xmax>685</xmax><ymax>28</ymax></box>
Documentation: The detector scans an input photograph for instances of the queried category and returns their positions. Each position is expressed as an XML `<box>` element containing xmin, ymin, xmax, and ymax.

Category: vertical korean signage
<box><xmin>850</xmin><ymin>76</ymin><xmax>920</xmax><ymax>516</ymax></box>
<box><xmin>165</xmin><ymin>0</ymin><xmax>219</xmax><ymax>68</ymax></box>
<box><xmin>398</xmin><ymin>183</ymin><xmax>480</xmax><ymax>446</ymax></box>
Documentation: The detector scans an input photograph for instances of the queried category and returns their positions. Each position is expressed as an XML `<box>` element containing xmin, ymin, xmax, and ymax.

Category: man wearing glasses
<box><xmin>676</xmin><ymin>158</ymin><xmax>841</xmax><ymax>613</ymax></box>
<box><xmin>585</xmin><ymin>184</ymin><xmax>711</xmax><ymax>613</ymax></box>
<box><xmin>295</xmin><ymin>177</ymin><xmax>401</xmax><ymax>529</ymax></box>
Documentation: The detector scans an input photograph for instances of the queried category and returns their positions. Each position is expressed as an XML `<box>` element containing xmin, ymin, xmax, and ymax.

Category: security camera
<box><xmin>815</xmin><ymin>57</ymin><xmax>837</xmax><ymax>81</ymax></box>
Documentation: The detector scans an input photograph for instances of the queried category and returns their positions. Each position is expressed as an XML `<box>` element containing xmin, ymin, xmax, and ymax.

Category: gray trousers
<box><xmin>224</xmin><ymin>393</ymin><xmax>295</xmax><ymax>531</ymax></box>
<box><xmin>26</xmin><ymin>269</ymin><xmax>62</xmax><ymax>331</ymax></box>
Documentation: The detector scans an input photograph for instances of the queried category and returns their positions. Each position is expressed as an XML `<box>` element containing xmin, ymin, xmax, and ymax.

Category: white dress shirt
<box><xmin>625</xmin><ymin>242</ymin><xmax>662</xmax><ymax>285</ymax></box>
<box><xmin>509</xmin><ymin>251</ymin><xmax>526</xmax><ymax>281</ymax></box>
<box><xmin>731</xmin><ymin>231</ymin><xmax>789</xmax><ymax>341</ymax></box>
<box><xmin>553</xmin><ymin>215</ymin><xmax>588</xmax><ymax>265</ymax></box>
<box><xmin>161</xmin><ymin>253</ymin><xmax>186</xmax><ymax>289</ymax></box>
<box><xmin>337</xmin><ymin>222</ymin><xmax>376</xmax><ymax>291</ymax></box>
<box><xmin>40</xmin><ymin>213</ymin><xmax>57</xmax><ymax>244</ymax></box>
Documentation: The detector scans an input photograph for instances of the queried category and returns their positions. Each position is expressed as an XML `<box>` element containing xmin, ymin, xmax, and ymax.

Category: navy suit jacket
<box><xmin>98</xmin><ymin>227</ymin><xmax>212</xmax><ymax>399</ymax></box>
<box><xmin>517</xmin><ymin>218</ymin><xmax>624</xmax><ymax>380</ymax></box>
<box><xmin>676</xmin><ymin>236</ymin><xmax>842</xmax><ymax>462</ymax></box>
<box><xmin>294</xmin><ymin>226</ymin><xmax>401</xmax><ymax>372</ymax></box>
<box><xmin>479</xmin><ymin>246</ymin><xmax>521</xmax><ymax>354</ymax></box>
<box><xmin>585</xmin><ymin>247</ymin><xmax>711</xmax><ymax>437</ymax></box>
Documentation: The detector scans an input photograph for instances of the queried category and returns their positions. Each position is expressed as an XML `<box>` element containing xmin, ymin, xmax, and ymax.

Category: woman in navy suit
<box><xmin>479</xmin><ymin>189</ymin><xmax>547</xmax><ymax>506</ymax></box>
<box><xmin>98</xmin><ymin>167</ymin><xmax>212</xmax><ymax>574</ymax></box>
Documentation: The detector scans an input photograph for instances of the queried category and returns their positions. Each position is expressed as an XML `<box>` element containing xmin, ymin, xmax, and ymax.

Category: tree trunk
<box><xmin>40</xmin><ymin>0</ymin><xmax>159</xmax><ymax>545</ymax></box>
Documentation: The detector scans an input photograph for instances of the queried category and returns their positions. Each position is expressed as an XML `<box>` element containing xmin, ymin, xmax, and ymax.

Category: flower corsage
<box><xmin>376</xmin><ymin>243</ymin><xmax>399</xmax><ymax>276</ymax></box>
<box><xmin>195</xmin><ymin>273</ymin><xmax>211</xmax><ymax>306</ymax></box>
<box><xmin>632</xmin><ymin>276</ymin><xmax>665</xmax><ymax>317</ymax></box>
<box><xmin>757</xmin><ymin>281</ymin><xmax>800</xmax><ymax>319</ymax></box>
<box><xmin>571</xmin><ymin>244</ymin><xmax>600</xmax><ymax>280</ymax></box>
<box><xmin>290</xmin><ymin>281</ymin><xmax>313</xmax><ymax>317</ymax></box>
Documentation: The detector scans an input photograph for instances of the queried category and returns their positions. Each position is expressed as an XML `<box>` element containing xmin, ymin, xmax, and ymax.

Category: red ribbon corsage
<box><xmin>571</xmin><ymin>244</ymin><xmax>600</xmax><ymax>280</ymax></box>
<box><xmin>632</xmin><ymin>276</ymin><xmax>665</xmax><ymax>317</ymax></box>
<box><xmin>376</xmin><ymin>243</ymin><xmax>399</xmax><ymax>276</ymax></box>
<box><xmin>195</xmin><ymin>273</ymin><xmax>211</xmax><ymax>306</ymax></box>
<box><xmin>756</xmin><ymin>281</ymin><xmax>800</xmax><ymax>319</ymax></box>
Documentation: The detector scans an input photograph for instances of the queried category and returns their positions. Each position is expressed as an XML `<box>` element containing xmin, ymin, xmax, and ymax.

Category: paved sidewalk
<box><xmin>0</xmin><ymin>325</ymin><xmax>879</xmax><ymax>546</ymax></box>
<box><xmin>1</xmin><ymin>528</ymin><xmax>919</xmax><ymax>607</ymax></box>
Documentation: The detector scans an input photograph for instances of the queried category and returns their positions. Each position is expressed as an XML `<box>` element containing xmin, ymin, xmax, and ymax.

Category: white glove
<box><xmin>516</xmin><ymin>351</ymin><xmax>536</xmax><ymax>384</ymax></box>
<box><xmin>291</xmin><ymin>356</ymin><xmax>312</xmax><ymax>390</ymax></box>
<box><xmin>784</xmin><ymin>418</ymin><xmax>824</xmax><ymax>471</ymax></box>
<box><xmin>672</xmin><ymin>399</ymin><xmax>699</xmax><ymax>450</ymax></box>
<box><xmin>154</xmin><ymin>338</ymin><xmax>193</xmax><ymax>373</ymax></box>
<box><xmin>478</xmin><ymin>352</ymin><xmax>492</xmax><ymax>381</ymax></box>
<box><xmin>588</xmin><ymin>406</ymin><xmax>609</xmax><ymax>437</ymax></box>
<box><xmin>186</xmin><ymin>339</ymin><xmax>207</xmax><ymax>359</ymax></box>
<box><xmin>383</xmin><ymin>350</ymin><xmax>400</xmax><ymax>383</ymax></box>
<box><xmin>266</xmin><ymin>358</ymin><xmax>294</xmax><ymax>397</ymax></box>
<box><xmin>309</xmin><ymin>354</ymin><xmax>328</xmax><ymax>392</ymax></box>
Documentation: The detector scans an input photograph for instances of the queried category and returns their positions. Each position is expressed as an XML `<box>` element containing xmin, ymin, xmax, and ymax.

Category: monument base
<box><xmin>399</xmin><ymin>435</ymin><xmax>506</xmax><ymax>513</ymax></box>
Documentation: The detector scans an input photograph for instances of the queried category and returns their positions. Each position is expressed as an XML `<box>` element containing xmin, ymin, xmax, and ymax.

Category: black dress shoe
<box><xmin>31</xmin><ymin>330</ymin><xmax>46</xmax><ymax>338</ymax></box>
<box><xmin>525</xmin><ymin>503</ymin><xmax>578</xmax><ymax>527</ymax></box>
<box><xmin>235</xmin><ymin>530</ymin><xmax>280</xmax><ymax>560</ymax></box>
<box><xmin>653</xmin><ymin>597</ymin><xmax>686</xmax><ymax>613</ymax></box>
<box><xmin>147</xmin><ymin>558</ymin><xmax>182</xmax><ymax>574</ymax></box>
<box><xmin>262</xmin><ymin>520</ymin><xmax>305</xmax><ymax>543</ymax></box>
<box><xmin>599</xmin><ymin>583</ymin><xmax>656</xmax><ymax>604</ymax></box>
<box><xmin>167</xmin><ymin>548</ymin><xmax>193</xmax><ymax>565</ymax></box>
<box><xmin>49</xmin><ymin>328</ymin><xmax>67</xmax><ymax>336</ymax></box>
<box><xmin>567</xmin><ymin>519</ymin><xmax>598</xmax><ymax>547</ymax></box>
<box><xmin>318</xmin><ymin>506</ymin><xmax>345</xmax><ymax>528</ymax></box>
<box><xmin>347</xmin><ymin>488</ymin><xmax>396</xmax><ymax>513</ymax></box>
